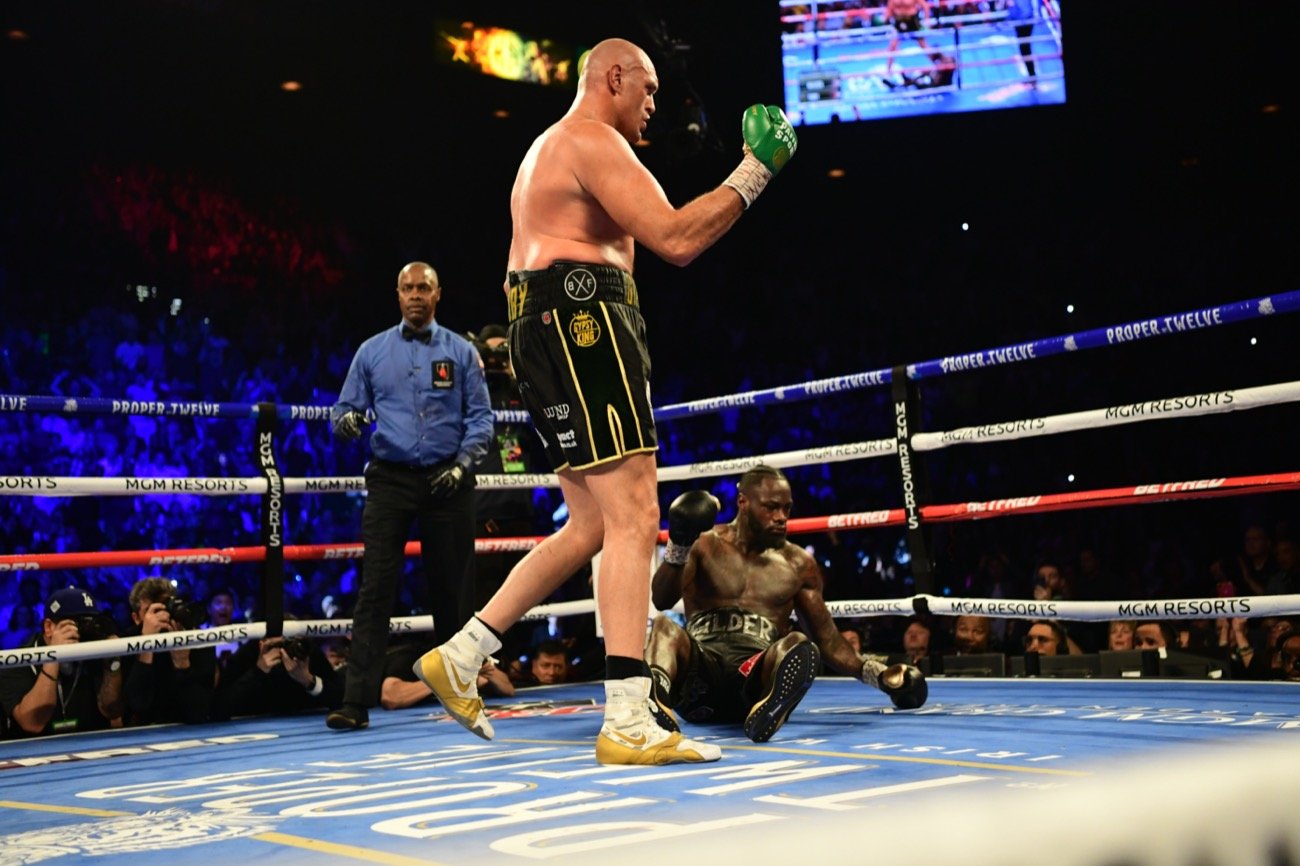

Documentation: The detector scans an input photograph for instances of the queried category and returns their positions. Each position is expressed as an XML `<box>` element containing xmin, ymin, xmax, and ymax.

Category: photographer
<box><xmin>121</xmin><ymin>576</ymin><xmax>216</xmax><ymax>726</ymax></box>
<box><xmin>471</xmin><ymin>324</ymin><xmax>548</xmax><ymax>660</ymax></box>
<box><xmin>215</xmin><ymin>632</ymin><xmax>343</xmax><ymax>719</ymax></box>
<box><xmin>0</xmin><ymin>587</ymin><xmax>123</xmax><ymax>738</ymax></box>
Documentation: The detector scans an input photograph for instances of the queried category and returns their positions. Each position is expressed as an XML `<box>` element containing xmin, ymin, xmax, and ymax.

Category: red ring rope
<box><xmin>5</xmin><ymin>469</ymin><xmax>1297</xmax><ymax>572</ymax></box>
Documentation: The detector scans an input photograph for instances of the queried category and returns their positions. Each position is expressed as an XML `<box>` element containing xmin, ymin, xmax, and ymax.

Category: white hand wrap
<box><xmin>722</xmin><ymin>149</ymin><xmax>773</xmax><ymax>209</ymax></box>
<box><xmin>663</xmin><ymin>540</ymin><xmax>692</xmax><ymax>566</ymax></box>
<box><xmin>859</xmin><ymin>656</ymin><xmax>887</xmax><ymax>688</ymax></box>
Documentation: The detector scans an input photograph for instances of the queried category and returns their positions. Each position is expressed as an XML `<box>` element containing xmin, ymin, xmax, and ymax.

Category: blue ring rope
<box><xmin>2</xmin><ymin>290</ymin><xmax>1294</xmax><ymax>423</ymax></box>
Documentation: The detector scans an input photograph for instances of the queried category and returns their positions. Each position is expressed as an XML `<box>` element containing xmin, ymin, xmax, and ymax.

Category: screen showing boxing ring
<box><xmin>780</xmin><ymin>0</ymin><xmax>1065</xmax><ymax>125</ymax></box>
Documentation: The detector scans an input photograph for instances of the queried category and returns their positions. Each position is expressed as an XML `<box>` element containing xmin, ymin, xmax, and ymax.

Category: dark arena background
<box><xmin>1</xmin><ymin>2</ymin><xmax>1298</xmax><ymax>864</ymax></box>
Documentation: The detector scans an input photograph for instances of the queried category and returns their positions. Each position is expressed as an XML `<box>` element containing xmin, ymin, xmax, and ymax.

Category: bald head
<box><xmin>580</xmin><ymin>38</ymin><xmax>653</xmax><ymax>86</ymax></box>
<box><xmin>397</xmin><ymin>261</ymin><xmax>438</xmax><ymax>287</ymax></box>
<box><xmin>572</xmin><ymin>38</ymin><xmax>658</xmax><ymax>144</ymax></box>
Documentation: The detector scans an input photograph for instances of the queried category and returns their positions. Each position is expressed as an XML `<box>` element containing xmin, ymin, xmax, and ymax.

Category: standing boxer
<box><xmin>648</xmin><ymin>466</ymin><xmax>927</xmax><ymax>742</ymax></box>
<box><xmin>885</xmin><ymin>0</ymin><xmax>934</xmax><ymax>77</ymax></box>
<box><xmin>414</xmin><ymin>37</ymin><xmax>798</xmax><ymax>765</ymax></box>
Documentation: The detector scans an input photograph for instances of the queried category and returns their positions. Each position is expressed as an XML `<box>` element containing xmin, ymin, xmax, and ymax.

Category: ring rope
<box><xmin>7</xmin><ymin>593</ymin><xmax>1298</xmax><ymax>671</ymax></box>
<box><xmin>8</xmin><ymin>377</ymin><xmax>1298</xmax><ymax>497</ymax></box>
<box><xmin>654</xmin><ymin>290</ymin><xmax>1298</xmax><ymax>420</ymax></box>
<box><xmin>912</xmin><ymin>379</ymin><xmax>1300</xmax><ymax>452</ymax></box>
<box><xmin>4</xmin><ymin>292</ymin><xmax>1294</xmax><ymax>425</ymax></box>
<box><xmin>5</xmin><ymin>468</ymin><xmax>1297</xmax><ymax>573</ymax></box>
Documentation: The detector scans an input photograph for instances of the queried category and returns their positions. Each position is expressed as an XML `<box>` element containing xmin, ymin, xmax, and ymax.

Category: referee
<box><xmin>325</xmin><ymin>261</ymin><xmax>493</xmax><ymax>731</ymax></box>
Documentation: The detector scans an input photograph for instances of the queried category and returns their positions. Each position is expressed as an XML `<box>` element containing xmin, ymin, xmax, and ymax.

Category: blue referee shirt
<box><xmin>331</xmin><ymin>321</ymin><xmax>493</xmax><ymax>471</ymax></box>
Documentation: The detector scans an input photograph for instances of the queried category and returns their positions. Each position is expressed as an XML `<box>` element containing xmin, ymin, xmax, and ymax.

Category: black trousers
<box><xmin>343</xmin><ymin>459</ymin><xmax>476</xmax><ymax>707</ymax></box>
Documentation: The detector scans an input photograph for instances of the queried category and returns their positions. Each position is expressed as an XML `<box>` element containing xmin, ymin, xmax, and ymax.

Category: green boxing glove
<box><xmin>723</xmin><ymin>104</ymin><xmax>799</xmax><ymax>209</ymax></box>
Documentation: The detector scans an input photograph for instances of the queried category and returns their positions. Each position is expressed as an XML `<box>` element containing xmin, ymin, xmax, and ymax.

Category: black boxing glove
<box><xmin>861</xmin><ymin>657</ymin><xmax>928</xmax><ymax>710</ymax></box>
<box><xmin>664</xmin><ymin>490</ymin><xmax>720</xmax><ymax>565</ymax></box>
<box><xmin>334</xmin><ymin>410</ymin><xmax>367</xmax><ymax>442</ymax></box>
<box><xmin>428</xmin><ymin>463</ymin><xmax>473</xmax><ymax>499</ymax></box>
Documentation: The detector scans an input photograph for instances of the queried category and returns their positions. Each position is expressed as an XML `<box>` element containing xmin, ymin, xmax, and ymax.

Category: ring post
<box><xmin>892</xmin><ymin>365</ymin><xmax>935</xmax><ymax>593</ymax></box>
<box><xmin>255</xmin><ymin>402</ymin><xmax>285</xmax><ymax>640</ymax></box>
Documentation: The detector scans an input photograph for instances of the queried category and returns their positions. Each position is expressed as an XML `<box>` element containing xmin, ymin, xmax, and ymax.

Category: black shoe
<box><xmin>743</xmin><ymin>641</ymin><xmax>820</xmax><ymax>743</ymax></box>
<box><xmin>326</xmin><ymin>704</ymin><xmax>369</xmax><ymax>731</ymax></box>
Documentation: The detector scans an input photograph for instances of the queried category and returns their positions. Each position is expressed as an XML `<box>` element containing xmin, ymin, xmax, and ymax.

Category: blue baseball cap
<box><xmin>44</xmin><ymin>587</ymin><xmax>101</xmax><ymax>621</ymax></box>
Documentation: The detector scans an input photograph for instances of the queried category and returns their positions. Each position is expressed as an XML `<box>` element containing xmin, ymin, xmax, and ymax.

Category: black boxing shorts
<box><xmin>506</xmin><ymin>262</ymin><xmax>656</xmax><ymax>472</ymax></box>
<box><xmin>893</xmin><ymin>13</ymin><xmax>922</xmax><ymax>33</ymax></box>
<box><xmin>672</xmin><ymin>607</ymin><xmax>781</xmax><ymax>724</ymax></box>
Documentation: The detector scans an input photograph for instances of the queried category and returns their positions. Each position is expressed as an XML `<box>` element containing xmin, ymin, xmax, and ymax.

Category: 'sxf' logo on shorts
<box><xmin>569</xmin><ymin>311</ymin><xmax>600</xmax><ymax>347</ymax></box>
<box><xmin>563</xmin><ymin>268</ymin><xmax>597</xmax><ymax>301</ymax></box>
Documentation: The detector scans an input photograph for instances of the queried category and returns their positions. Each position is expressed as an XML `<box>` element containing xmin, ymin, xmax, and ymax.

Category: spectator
<box><xmin>1237</xmin><ymin>525</ymin><xmax>1279</xmax><ymax>595</ymax></box>
<box><xmin>0</xmin><ymin>576</ymin><xmax>45</xmax><ymax>640</ymax></box>
<box><xmin>1022</xmin><ymin>619</ymin><xmax>1075</xmax><ymax>656</ymax></box>
<box><xmin>1265</xmin><ymin>538</ymin><xmax>1298</xmax><ymax>595</ymax></box>
<box><xmin>523</xmin><ymin>639</ymin><xmax>571</xmax><ymax>686</ymax></box>
<box><xmin>1133</xmin><ymin>620</ymin><xmax>1177</xmax><ymax>651</ymax></box>
<box><xmin>1107</xmin><ymin>619</ymin><xmax>1137</xmax><ymax>651</ymax></box>
<box><xmin>1031</xmin><ymin>560</ymin><xmax>1067</xmax><ymax>601</ymax></box>
<box><xmin>203</xmin><ymin>586</ymin><xmax>242</xmax><ymax>669</ymax></box>
<box><xmin>953</xmin><ymin>615</ymin><xmax>994</xmax><ymax>655</ymax></box>
<box><xmin>6</xmin><ymin>604</ymin><xmax>41</xmax><ymax>650</ymax></box>
<box><xmin>901</xmin><ymin>617</ymin><xmax>932</xmax><ymax>664</ymax></box>
<box><xmin>1278</xmin><ymin>631</ymin><xmax>1300</xmax><ymax>682</ymax></box>
<box><xmin>0</xmin><ymin>587</ymin><xmax>123</xmax><ymax>738</ymax></box>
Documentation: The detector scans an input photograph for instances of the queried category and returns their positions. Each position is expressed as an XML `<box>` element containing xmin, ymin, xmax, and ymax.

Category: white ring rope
<box><xmin>0</xmin><ymin>616</ymin><xmax>432</xmax><ymax>668</ymax></box>
<box><xmin>11</xmin><ymin>593</ymin><xmax>1298</xmax><ymax>670</ymax></box>
<box><xmin>0</xmin><ymin>439</ymin><xmax>900</xmax><ymax>496</ymax></box>
<box><xmin>913</xmin><ymin>379</ymin><xmax>1300</xmax><ymax>452</ymax></box>
<box><xmin>7</xmin><ymin>378</ymin><xmax>1296</xmax><ymax>497</ymax></box>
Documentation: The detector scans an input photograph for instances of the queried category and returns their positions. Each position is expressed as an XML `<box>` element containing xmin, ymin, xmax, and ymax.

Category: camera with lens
<box><xmin>479</xmin><ymin>340</ymin><xmax>511</xmax><ymax>375</ymax></box>
<box><xmin>165</xmin><ymin>596</ymin><xmax>205</xmax><ymax>631</ymax></box>
<box><xmin>72</xmin><ymin>613</ymin><xmax>117</xmax><ymax>643</ymax></box>
<box><xmin>281</xmin><ymin>637</ymin><xmax>311</xmax><ymax>661</ymax></box>
<box><xmin>469</xmin><ymin>328</ymin><xmax>512</xmax><ymax>378</ymax></box>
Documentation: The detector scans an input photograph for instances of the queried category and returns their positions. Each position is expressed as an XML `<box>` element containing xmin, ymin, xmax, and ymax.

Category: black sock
<box><xmin>473</xmin><ymin>615</ymin><xmax>505</xmax><ymax>643</ymax></box>
<box><xmin>606</xmin><ymin>655</ymin><xmax>649</xmax><ymax>680</ymax></box>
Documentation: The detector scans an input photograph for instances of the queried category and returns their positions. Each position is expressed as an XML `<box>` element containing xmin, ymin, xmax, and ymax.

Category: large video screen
<box><xmin>780</xmin><ymin>0</ymin><xmax>1065</xmax><ymax>126</ymax></box>
<box><xmin>435</xmin><ymin>19</ymin><xmax>586</xmax><ymax>87</ymax></box>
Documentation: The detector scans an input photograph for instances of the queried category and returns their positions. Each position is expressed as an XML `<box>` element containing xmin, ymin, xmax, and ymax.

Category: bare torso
<box><xmin>683</xmin><ymin>524</ymin><xmax>811</xmax><ymax>633</ymax></box>
<box><xmin>507</xmin><ymin>118</ymin><xmax>636</xmax><ymax>277</ymax></box>
<box><xmin>888</xmin><ymin>0</ymin><xmax>923</xmax><ymax>17</ymax></box>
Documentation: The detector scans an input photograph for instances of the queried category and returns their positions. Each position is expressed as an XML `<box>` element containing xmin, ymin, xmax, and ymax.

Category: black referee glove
<box><xmin>428</xmin><ymin>464</ymin><xmax>473</xmax><ymax>499</ymax></box>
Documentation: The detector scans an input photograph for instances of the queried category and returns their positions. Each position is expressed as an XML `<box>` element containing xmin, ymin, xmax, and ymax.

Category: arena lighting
<box><xmin>280</xmin><ymin>80</ymin><xmax>302</xmax><ymax>92</ymax></box>
<box><xmin>6</xmin><ymin>28</ymin><xmax>30</xmax><ymax>40</ymax></box>
<box><xmin>827</xmin><ymin>167</ymin><xmax>846</xmax><ymax>178</ymax></box>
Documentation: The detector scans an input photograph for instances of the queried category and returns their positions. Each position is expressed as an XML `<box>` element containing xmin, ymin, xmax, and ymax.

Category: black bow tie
<box><xmin>402</xmin><ymin>325</ymin><xmax>432</xmax><ymax>344</ymax></box>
